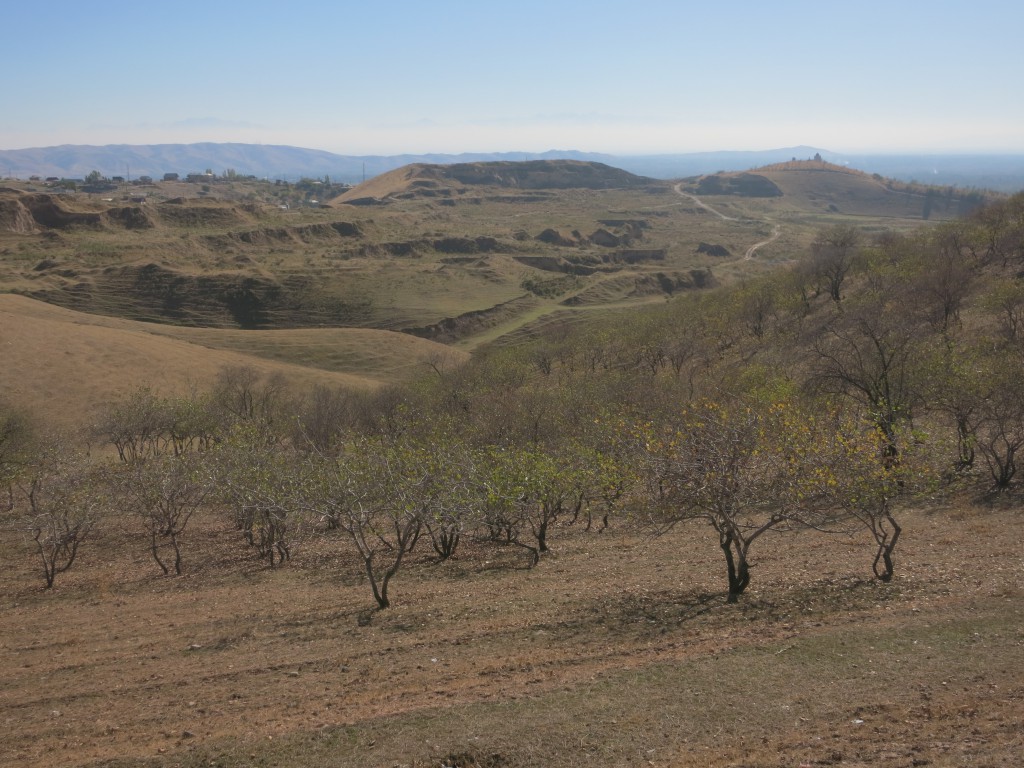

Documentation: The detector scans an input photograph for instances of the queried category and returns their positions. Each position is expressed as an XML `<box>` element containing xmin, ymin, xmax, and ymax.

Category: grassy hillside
<box><xmin>0</xmin><ymin>159</ymin><xmax>998</xmax><ymax>428</ymax></box>
<box><xmin>3</xmin><ymin>160</ymin><xmax>973</xmax><ymax>344</ymax></box>
<box><xmin>2</xmin><ymin>171</ymin><xmax>1022</xmax><ymax>768</ymax></box>
<box><xmin>680</xmin><ymin>159</ymin><xmax>986</xmax><ymax>223</ymax></box>
<box><xmin>0</xmin><ymin>294</ymin><xmax>465</xmax><ymax>429</ymax></box>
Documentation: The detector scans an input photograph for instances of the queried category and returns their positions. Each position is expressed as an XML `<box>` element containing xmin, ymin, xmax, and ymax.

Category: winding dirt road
<box><xmin>674</xmin><ymin>182</ymin><xmax>781</xmax><ymax>259</ymax></box>
<box><xmin>743</xmin><ymin>224</ymin><xmax>781</xmax><ymax>259</ymax></box>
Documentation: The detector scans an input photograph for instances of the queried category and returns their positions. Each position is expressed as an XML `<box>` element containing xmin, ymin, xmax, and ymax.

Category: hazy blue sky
<box><xmin>4</xmin><ymin>0</ymin><xmax>1022</xmax><ymax>155</ymax></box>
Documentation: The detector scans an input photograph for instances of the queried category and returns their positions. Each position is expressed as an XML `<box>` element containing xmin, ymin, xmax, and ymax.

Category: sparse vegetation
<box><xmin>2</xmin><ymin>163</ymin><xmax>1023</xmax><ymax>766</ymax></box>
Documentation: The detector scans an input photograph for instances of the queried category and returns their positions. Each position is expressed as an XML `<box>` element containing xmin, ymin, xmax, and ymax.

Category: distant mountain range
<box><xmin>2</xmin><ymin>142</ymin><xmax>1023</xmax><ymax>192</ymax></box>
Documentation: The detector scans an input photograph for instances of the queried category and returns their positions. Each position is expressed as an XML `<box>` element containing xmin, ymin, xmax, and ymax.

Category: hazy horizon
<box><xmin>4</xmin><ymin>1</ymin><xmax>1023</xmax><ymax>156</ymax></box>
<box><xmin>6</xmin><ymin>141</ymin><xmax>1024</xmax><ymax>160</ymax></box>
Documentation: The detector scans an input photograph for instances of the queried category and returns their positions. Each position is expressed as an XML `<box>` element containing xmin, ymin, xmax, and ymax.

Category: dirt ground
<box><xmin>1</xmin><ymin>500</ymin><xmax>1021</xmax><ymax>767</ymax></box>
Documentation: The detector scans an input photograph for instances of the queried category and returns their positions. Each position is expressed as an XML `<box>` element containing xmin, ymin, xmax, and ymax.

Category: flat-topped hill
<box><xmin>685</xmin><ymin>159</ymin><xmax>988</xmax><ymax>219</ymax></box>
<box><xmin>332</xmin><ymin>160</ymin><xmax>656</xmax><ymax>204</ymax></box>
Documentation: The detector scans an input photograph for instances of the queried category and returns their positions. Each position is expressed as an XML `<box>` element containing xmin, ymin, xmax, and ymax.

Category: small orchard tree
<box><xmin>982</xmin><ymin>279</ymin><xmax>1024</xmax><ymax>345</ymax></box>
<box><xmin>117</xmin><ymin>454</ymin><xmax>211</xmax><ymax>576</ymax></box>
<box><xmin>98</xmin><ymin>388</ymin><xmax>218</xmax><ymax>463</ymax></box>
<box><xmin>292</xmin><ymin>383</ymin><xmax>354</xmax><ymax>456</ymax></box>
<box><xmin>473</xmin><ymin>444</ymin><xmax>589</xmax><ymax>567</ymax></box>
<box><xmin>917</xmin><ymin>339</ymin><xmax>1024</xmax><ymax>489</ymax></box>
<box><xmin>810</xmin><ymin>224</ymin><xmax>860</xmax><ymax>302</ymax></box>
<box><xmin>812</xmin><ymin>414</ymin><xmax>937</xmax><ymax>582</ymax></box>
<box><xmin>809</xmin><ymin>298</ymin><xmax>921</xmax><ymax>456</ymax></box>
<box><xmin>974</xmin><ymin>359</ymin><xmax>1024</xmax><ymax>491</ymax></box>
<box><xmin>1</xmin><ymin>403</ymin><xmax>34</xmax><ymax>512</ymax></box>
<box><xmin>96</xmin><ymin>387</ymin><xmax>173</xmax><ymax>463</ymax></box>
<box><xmin>165</xmin><ymin>393</ymin><xmax>218</xmax><ymax>456</ymax></box>
<box><xmin>210</xmin><ymin>365</ymin><xmax>291</xmax><ymax>438</ymax></box>
<box><xmin>19</xmin><ymin>445</ymin><xmax>101</xmax><ymax>589</ymax></box>
<box><xmin>636</xmin><ymin>397</ymin><xmax>831</xmax><ymax>603</ymax></box>
<box><xmin>305</xmin><ymin>435</ymin><xmax>440</xmax><ymax>609</ymax></box>
<box><xmin>418</xmin><ymin>440</ymin><xmax>478</xmax><ymax>561</ymax></box>
<box><xmin>209</xmin><ymin>423</ymin><xmax>303</xmax><ymax>566</ymax></box>
<box><xmin>915</xmin><ymin>341</ymin><xmax>987</xmax><ymax>473</ymax></box>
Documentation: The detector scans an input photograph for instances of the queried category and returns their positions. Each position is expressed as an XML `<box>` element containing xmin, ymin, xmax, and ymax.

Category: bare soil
<box><xmin>1</xmin><ymin>502</ymin><xmax>1021</xmax><ymax>767</ymax></box>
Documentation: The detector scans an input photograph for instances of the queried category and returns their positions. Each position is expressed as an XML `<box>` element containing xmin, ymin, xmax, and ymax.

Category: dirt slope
<box><xmin>0</xmin><ymin>503</ymin><xmax>1020</xmax><ymax>768</ymax></box>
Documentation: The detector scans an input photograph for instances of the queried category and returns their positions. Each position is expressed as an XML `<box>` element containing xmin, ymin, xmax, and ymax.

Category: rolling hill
<box><xmin>0</xmin><ymin>294</ymin><xmax>466</xmax><ymax>429</ymax></box>
<box><xmin>681</xmin><ymin>159</ymin><xmax>988</xmax><ymax>221</ymax></box>
<box><xmin>0</xmin><ymin>157</ymin><xmax>998</xmax><ymax>430</ymax></box>
<box><xmin>331</xmin><ymin>160</ymin><xmax>657</xmax><ymax>204</ymax></box>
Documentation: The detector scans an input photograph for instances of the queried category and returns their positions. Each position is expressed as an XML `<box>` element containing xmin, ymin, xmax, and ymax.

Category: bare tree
<box><xmin>637</xmin><ymin>397</ymin><xmax>833</xmax><ymax>603</ymax></box>
<box><xmin>210</xmin><ymin>423</ymin><xmax>302</xmax><ymax>566</ymax></box>
<box><xmin>306</xmin><ymin>437</ymin><xmax>430</xmax><ymax>609</ymax></box>
<box><xmin>915</xmin><ymin>342</ymin><xmax>986</xmax><ymax>472</ymax></box>
<box><xmin>293</xmin><ymin>383</ymin><xmax>353</xmax><ymax>456</ymax></box>
<box><xmin>810</xmin><ymin>224</ymin><xmax>859</xmax><ymax>302</ymax></box>
<box><xmin>983</xmin><ymin>279</ymin><xmax>1024</xmax><ymax>346</ymax></box>
<box><xmin>0</xmin><ymin>403</ymin><xmax>34</xmax><ymax>513</ymax></box>
<box><xmin>117</xmin><ymin>454</ymin><xmax>211</xmax><ymax>575</ymax></box>
<box><xmin>974</xmin><ymin>362</ymin><xmax>1024</xmax><ymax>490</ymax></box>
<box><xmin>809</xmin><ymin>300</ymin><xmax>921</xmax><ymax>454</ymax></box>
<box><xmin>811</xmin><ymin>416</ymin><xmax>929</xmax><ymax>582</ymax></box>
<box><xmin>478</xmin><ymin>444</ymin><xmax>611</xmax><ymax>566</ymax></box>
<box><xmin>419</xmin><ymin>443</ymin><xmax>478</xmax><ymax>561</ymax></box>
<box><xmin>909</xmin><ymin>232</ymin><xmax>974</xmax><ymax>333</ymax></box>
<box><xmin>211</xmin><ymin>365</ymin><xmax>290</xmax><ymax>437</ymax></box>
<box><xmin>97</xmin><ymin>388</ymin><xmax>217</xmax><ymax>463</ymax></box>
<box><xmin>95</xmin><ymin>387</ymin><xmax>172</xmax><ymax>464</ymax></box>
<box><xmin>18</xmin><ymin>446</ymin><xmax>100</xmax><ymax>589</ymax></box>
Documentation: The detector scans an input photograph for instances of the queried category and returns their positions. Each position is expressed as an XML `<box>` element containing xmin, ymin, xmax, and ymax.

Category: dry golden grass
<box><xmin>0</xmin><ymin>294</ymin><xmax>465</xmax><ymax>430</ymax></box>
<box><xmin>330</xmin><ymin>164</ymin><xmax>434</xmax><ymax>203</ymax></box>
<box><xmin>1</xmin><ymin>501</ymin><xmax>1020</xmax><ymax>768</ymax></box>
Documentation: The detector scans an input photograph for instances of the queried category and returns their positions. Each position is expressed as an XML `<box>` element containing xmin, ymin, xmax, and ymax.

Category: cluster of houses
<box><xmin>29</xmin><ymin>171</ymin><xmax>204</xmax><ymax>185</ymax></box>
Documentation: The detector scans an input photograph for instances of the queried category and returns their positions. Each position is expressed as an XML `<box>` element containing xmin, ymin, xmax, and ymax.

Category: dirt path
<box><xmin>744</xmin><ymin>224</ymin><xmax>781</xmax><ymax>259</ymax></box>
<box><xmin>673</xmin><ymin>183</ymin><xmax>737</xmax><ymax>221</ymax></box>
<box><xmin>674</xmin><ymin>182</ymin><xmax>781</xmax><ymax>260</ymax></box>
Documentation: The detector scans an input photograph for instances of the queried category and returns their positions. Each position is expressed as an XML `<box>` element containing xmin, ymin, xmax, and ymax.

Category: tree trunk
<box><xmin>170</xmin><ymin>533</ymin><xmax>182</xmax><ymax>575</ymax></box>
<box><xmin>536</xmin><ymin>518</ymin><xmax>549</xmax><ymax>553</ymax></box>
<box><xmin>955</xmin><ymin>417</ymin><xmax>975</xmax><ymax>470</ymax></box>
<box><xmin>720</xmin><ymin>530</ymin><xmax>751</xmax><ymax>603</ymax></box>
<box><xmin>364</xmin><ymin>554</ymin><xmax>389</xmax><ymax>610</ymax></box>
<box><xmin>871</xmin><ymin>510</ymin><xmax>902</xmax><ymax>582</ymax></box>
<box><xmin>151</xmin><ymin>532</ymin><xmax>170</xmax><ymax>575</ymax></box>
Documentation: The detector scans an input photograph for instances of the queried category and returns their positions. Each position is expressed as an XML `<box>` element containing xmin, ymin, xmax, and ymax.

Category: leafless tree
<box><xmin>810</xmin><ymin>224</ymin><xmax>860</xmax><ymax>302</ymax></box>
<box><xmin>95</xmin><ymin>387</ymin><xmax>172</xmax><ymax>464</ymax></box>
<box><xmin>0</xmin><ymin>403</ymin><xmax>33</xmax><ymax>513</ymax></box>
<box><xmin>211</xmin><ymin>365</ymin><xmax>291</xmax><ymax>437</ymax></box>
<box><xmin>209</xmin><ymin>423</ymin><xmax>302</xmax><ymax>566</ymax></box>
<box><xmin>306</xmin><ymin>439</ymin><xmax>426</xmax><ymax>610</ymax></box>
<box><xmin>19</xmin><ymin>446</ymin><xmax>100</xmax><ymax>589</ymax></box>
<box><xmin>809</xmin><ymin>300</ymin><xmax>920</xmax><ymax>454</ymax></box>
<box><xmin>117</xmin><ymin>454</ymin><xmax>211</xmax><ymax>575</ymax></box>
<box><xmin>293</xmin><ymin>383</ymin><xmax>353</xmax><ymax>456</ymax></box>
